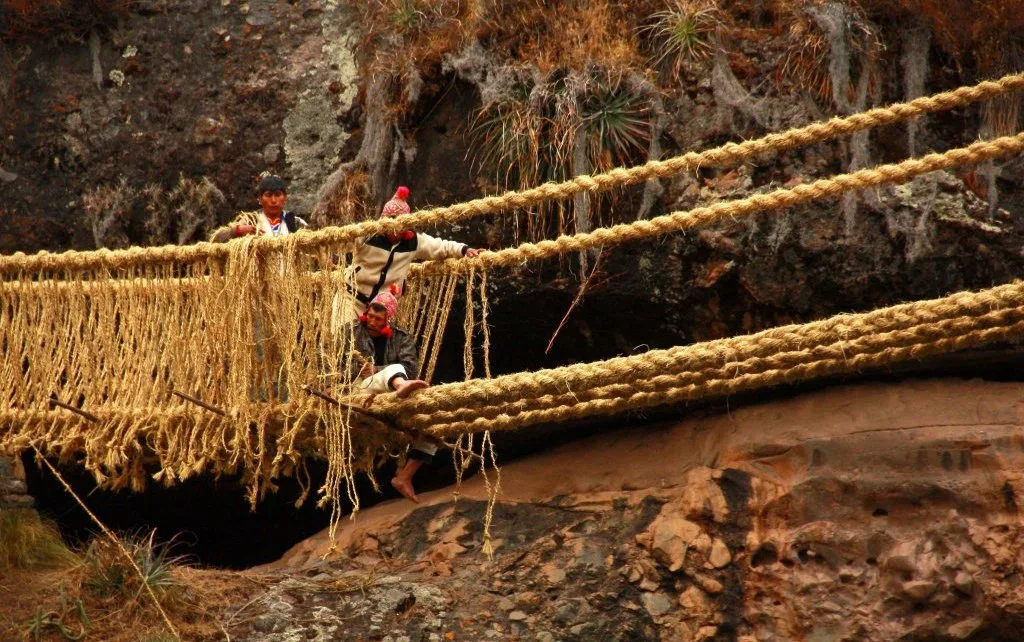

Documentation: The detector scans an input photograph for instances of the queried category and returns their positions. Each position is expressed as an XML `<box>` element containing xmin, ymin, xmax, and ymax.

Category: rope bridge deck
<box><xmin>2</xmin><ymin>72</ymin><xmax>1024</xmax><ymax>531</ymax></box>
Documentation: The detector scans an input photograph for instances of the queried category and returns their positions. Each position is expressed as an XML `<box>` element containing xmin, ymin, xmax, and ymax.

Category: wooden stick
<box><xmin>545</xmin><ymin>249</ymin><xmax>606</xmax><ymax>355</ymax></box>
<box><xmin>302</xmin><ymin>385</ymin><xmax>444</xmax><ymax>447</ymax></box>
<box><xmin>171</xmin><ymin>389</ymin><xmax>227</xmax><ymax>416</ymax></box>
<box><xmin>302</xmin><ymin>385</ymin><xmax>339</xmax><ymax>406</ymax></box>
<box><xmin>47</xmin><ymin>398</ymin><xmax>99</xmax><ymax>423</ymax></box>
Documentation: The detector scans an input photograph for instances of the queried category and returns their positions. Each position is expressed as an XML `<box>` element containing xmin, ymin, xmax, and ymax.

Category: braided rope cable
<box><xmin>1</xmin><ymin>72</ymin><xmax>1021</xmax><ymax>276</ymax></box>
<box><xmin>398</xmin><ymin>307</ymin><xmax>1024</xmax><ymax>428</ymax></box>
<box><xmin>415</xmin><ymin>130</ymin><xmax>1024</xmax><ymax>275</ymax></box>
<box><xmin>5</xmin><ymin>285</ymin><xmax>1022</xmax><ymax>451</ymax></box>
<box><xmin>368</xmin><ymin>279</ymin><xmax>1024</xmax><ymax>416</ymax></box>
<box><xmin>416</xmin><ymin>319</ymin><xmax>1024</xmax><ymax>437</ymax></box>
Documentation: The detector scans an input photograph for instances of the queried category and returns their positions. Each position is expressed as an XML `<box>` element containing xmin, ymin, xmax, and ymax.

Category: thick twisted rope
<box><xmin>402</xmin><ymin>309</ymin><xmax>1024</xmax><ymax>429</ymax></box>
<box><xmin>368</xmin><ymin>279</ymin><xmax>1024</xmax><ymax>421</ymax></box>
<box><xmin>418</xmin><ymin>320</ymin><xmax>1024</xmax><ymax>436</ymax></box>
<box><xmin>415</xmin><ymin>130</ymin><xmax>1024</xmax><ymax>275</ymax></box>
<box><xmin>1</xmin><ymin>72</ymin><xmax>1021</xmax><ymax>276</ymax></box>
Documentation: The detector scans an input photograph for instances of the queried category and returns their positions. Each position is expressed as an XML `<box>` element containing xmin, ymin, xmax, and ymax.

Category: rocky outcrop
<box><xmin>0</xmin><ymin>454</ymin><xmax>32</xmax><ymax>510</ymax></box>
<box><xmin>224</xmin><ymin>378</ymin><xmax>1024</xmax><ymax>641</ymax></box>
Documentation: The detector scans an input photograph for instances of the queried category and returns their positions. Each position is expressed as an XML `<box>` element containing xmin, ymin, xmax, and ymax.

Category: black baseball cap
<box><xmin>257</xmin><ymin>175</ymin><xmax>287</xmax><ymax>193</ymax></box>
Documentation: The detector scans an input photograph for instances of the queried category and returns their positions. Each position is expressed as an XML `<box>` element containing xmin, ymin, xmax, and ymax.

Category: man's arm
<box><xmin>210</xmin><ymin>224</ymin><xmax>256</xmax><ymax>243</ymax></box>
<box><xmin>209</xmin><ymin>212</ymin><xmax>259</xmax><ymax>243</ymax></box>
<box><xmin>413</xmin><ymin>232</ymin><xmax>481</xmax><ymax>261</ymax></box>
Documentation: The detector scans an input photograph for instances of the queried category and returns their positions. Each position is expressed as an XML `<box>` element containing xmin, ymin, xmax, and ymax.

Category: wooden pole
<box><xmin>302</xmin><ymin>385</ymin><xmax>443</xmax><ymax>447</ymax></box>
<box><xmin>48</xmin><ymin>398</ymin><xmax>99</xmax><ymax>423</ymax></box>
<box><xmin>171</xmin><ymin>389</ymin><xmax>227</xmax><ymax>416</ymax></box>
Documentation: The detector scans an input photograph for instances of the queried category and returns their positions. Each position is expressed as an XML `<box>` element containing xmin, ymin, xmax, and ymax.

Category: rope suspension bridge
<box><xmin>3</xmin><ymin>72</ymin><xmax>1024</xmax><ymax>542</ymax></box>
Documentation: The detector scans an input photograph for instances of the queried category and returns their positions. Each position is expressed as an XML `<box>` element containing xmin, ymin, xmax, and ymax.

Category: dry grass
<box><xmin>0</xmin><ymin>511</ymin><xmax>260</xmax><ymax>641</ymax></box>
<box><xmin>359</xmin><ymin>0</ymin><xmax>647</xmax><ymax>76</ymax></box>
<box><xmin>0</xmin><ymin>508</ymin><xmax>79</xmax><ymax>572</ymax></box>
<box><xmin>497</xmin><ymin>0</ymin><xmax>644</xmax><ymax>74</ymax></box>
<box><xmin>0</xmin><ymin>535</ymin><xmax>259</xmax><ymax>642</ymax></box>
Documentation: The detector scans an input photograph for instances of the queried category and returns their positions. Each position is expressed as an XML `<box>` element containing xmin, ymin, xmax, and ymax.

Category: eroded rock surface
<box><xmin>219</xmin><ymin>379</ymin><xmax>1024</xmax><ymax>641</ymax></box>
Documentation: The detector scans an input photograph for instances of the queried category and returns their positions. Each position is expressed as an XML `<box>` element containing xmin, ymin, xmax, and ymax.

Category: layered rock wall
<box><xmin>260</xmin><ymin>379</ymin><xmax>1024</xmax><ymax>642</ymax></box>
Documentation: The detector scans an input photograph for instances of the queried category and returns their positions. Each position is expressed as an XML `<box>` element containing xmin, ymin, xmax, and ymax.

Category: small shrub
<box><xmin>82</xmin><ymin>530</ymin><xmax>185</xmax><ymax>602</ymax></box>
<box><xmin>143</xmin><ymin>175</ymin><xmax>226</xmax><ymax>245</ymax></box>
<box><xmin>390</xmin><ymin>0</ymin><xmax>426</xmax><ymax>32</ymax></box>
<box><xmin>469</xmin><ymin>68</ymin><xmax>654</xmax><ymax>241</ymax></box>
<box><xmin>81</xmin><ymin>177</ymin><xmax>137</xmax><ymax>249</ymax></box>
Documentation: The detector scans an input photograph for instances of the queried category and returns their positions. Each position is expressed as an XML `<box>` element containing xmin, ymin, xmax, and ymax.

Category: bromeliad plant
<box><xmin>82</xmin><ymin>529</ymin><xmax>184</xmax><ymax>602</ymax></box>
<box><xmin>640</xmin><ymin>0</ymin><xmax>723</xmax><ymax>81</ymax></box>
<box><xmin>470</xmin><ymin>67</ymin><xmax>653</xmax><ymax>243</ymax></box>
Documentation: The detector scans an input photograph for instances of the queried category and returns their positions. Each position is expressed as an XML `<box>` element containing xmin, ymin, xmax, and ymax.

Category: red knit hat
<box><xmin>381</xmin><ymin>186</ymin><xmax>411</xmax><ymax>218</ymax></box>
<box><xmin>370</xmin><ymin>289</ymin><xmax>399</xmax><ymax>323</ymax></box>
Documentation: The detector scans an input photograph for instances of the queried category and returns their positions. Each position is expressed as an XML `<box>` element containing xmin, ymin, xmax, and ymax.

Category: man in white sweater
<box><xmin>349</xmin><ymin>186</ymin><xmax>481</xmax><ymax>313</ymax></box>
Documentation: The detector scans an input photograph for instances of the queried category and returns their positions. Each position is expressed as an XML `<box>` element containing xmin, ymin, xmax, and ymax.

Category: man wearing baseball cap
<box><xmin>211</xmin><ymin>174</ymin><xmax>308</xmax><ymax>242</ymax></box>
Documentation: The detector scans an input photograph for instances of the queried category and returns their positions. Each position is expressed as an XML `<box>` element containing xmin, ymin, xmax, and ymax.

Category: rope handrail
<box><xmin>9</xmin><ymin>128</ymin><xmax>1024</xmax><ymax>293</ymax></box>
<box><xmin>420</xmin><ymin>321</ymin><xmax>1024</xmax><ymax>436</ymax></box>
<box><xmin>1</xmin><ymin>71</ymin><xmax>1021</xmax><ymax>276</ymax></box>
<box><xmin>414</xmin><ymin>130</ymin><xmax>1024</xmax><ymax>275</ymax></box>
<box><xmin>402</xmin><ymin>309</ymin><xmax>1024</xmax><ymax>429</ymax></box>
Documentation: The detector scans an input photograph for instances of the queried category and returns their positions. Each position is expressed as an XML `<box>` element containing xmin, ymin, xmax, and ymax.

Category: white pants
<box><xmin>359</xmin><ymin>364</ymin><xmax>437</xmax><ymax>458</ymax></box>
<box><xmin>359</xmin><ymin>364</ymin><xmax>408</xmax><ymax>393</ymax></box>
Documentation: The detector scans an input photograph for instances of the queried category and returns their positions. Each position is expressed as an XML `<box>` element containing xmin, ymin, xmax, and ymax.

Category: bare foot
<box><xmin>394</xmin><ymin>379</ymin><xmax>428</xmax><ymax>398</ymax></box>
<box><xmin>390</xmin><ymin>476</ymin><xmax>420</xmax><ymax>503</ymax></box>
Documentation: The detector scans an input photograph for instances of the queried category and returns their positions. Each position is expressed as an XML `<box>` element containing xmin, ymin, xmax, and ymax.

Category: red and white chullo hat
<box><xmin>381</xmin><ymin>186</ymin><xmax>411</xmax><ymax>217</ymax></box>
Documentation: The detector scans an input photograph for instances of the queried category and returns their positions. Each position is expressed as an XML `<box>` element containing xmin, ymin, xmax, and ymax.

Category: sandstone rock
<box><xmin>953</xmin><ymin>571</ymin><xmax>974</xmax><ymax>594</ymax></box>
<box><xmin>946</xmin><ymin>617</ymin><xmax>983</xmax><ymax>640</ymax></box>
<box><xmin>901</xmin><ymin>580</ymin><xmax>937</xmax><ymax>602</ymax></box>
<box><xmin>709</xmin><ymin>538</ymin><xmax>731</xmax><ymax>568</ymax></box>
<box><xmin>647</xmin><ymin>510</ymin><xmax>710</xmax><ymax>572</ymax></box>
<box><xmin>678</xmin><ymin>586</ymin><xmax>714</xmax><ymax>620</ymax></box>
<box><xmin>639</xmin><ymin>578</ymin><xmax>660</xmax><ymax>592</ymax></box>
<box><xmin>692</xmin><ymin>574</ymin><xmax>723</xmax><ymax>595</ymax></box>
<box><xmin>696</xmin><ymin>625</ymin><xmax>718</xmax><ymax>641</ymax></box>
<box><xmin>641</xmin><ymin>592</ymin><xmax>675</xmax><ymax>617</ymax></box>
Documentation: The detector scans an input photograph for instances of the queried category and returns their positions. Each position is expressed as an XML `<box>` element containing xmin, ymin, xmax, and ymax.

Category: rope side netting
<box><xmin>2</xmin><ymin>72</ymin><xmax>1023</xmax><ymax>538</ymax></box>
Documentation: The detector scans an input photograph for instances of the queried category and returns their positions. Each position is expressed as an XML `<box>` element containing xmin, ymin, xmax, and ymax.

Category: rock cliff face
<box><xmin>0</xmin><ymin>455</ymin><xmax>31</xmax><ymax>510</ymax></box>
<box><xmin>225</xmin><ymin>378</ymin><xmax>1024</xmax><ymax>641</ymax></box>
<box><xmin>3</xmin><ymin>2</ymin><xmax>1023</xmax><ymax>363</ymax></box>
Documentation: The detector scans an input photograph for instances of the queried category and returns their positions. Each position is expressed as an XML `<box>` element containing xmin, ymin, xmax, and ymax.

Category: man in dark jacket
<box><xmin>351</xmin><ymin>289</ymin><xmax>428</xmax><ymax>398</ymax></box>
<box><xmin>350</xmin><ymin>289</ymin><xmax>433</xmax><ymax>503</ymax></box>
